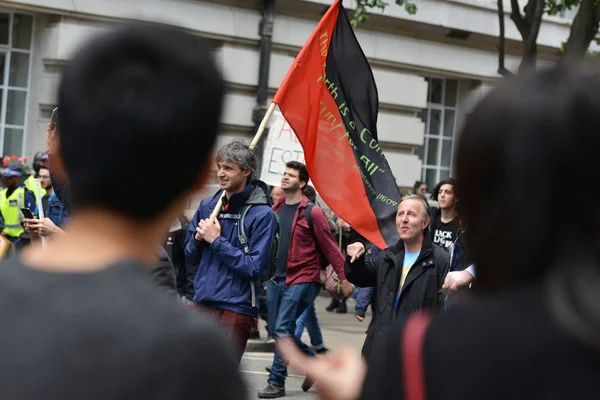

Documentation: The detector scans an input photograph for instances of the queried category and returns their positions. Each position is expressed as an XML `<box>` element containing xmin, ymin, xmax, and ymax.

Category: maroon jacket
<box><xmin>273</xmin><ymin>195</ymin><xmax>346</xmax><ymax>286</ymax></box>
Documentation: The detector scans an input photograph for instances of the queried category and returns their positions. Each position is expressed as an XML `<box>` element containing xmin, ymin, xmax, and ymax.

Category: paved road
<box><xmin>241</xmin><ymin>293</ymin><xmax>372</xmax><ymax>399</ymax></box>
<box><xmin>241</xmin><ymin>352</ymin><xmax>316</xmax><ymax>399</ymax></box>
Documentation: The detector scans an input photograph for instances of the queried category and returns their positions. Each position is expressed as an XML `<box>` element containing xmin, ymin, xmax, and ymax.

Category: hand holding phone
<box><xmin>20</xmin><ymin>208</ymin><xmax>34</xmax><ymax>219</ymax></box>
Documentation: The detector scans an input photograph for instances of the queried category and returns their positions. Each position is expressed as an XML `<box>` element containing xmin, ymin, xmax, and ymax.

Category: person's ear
<box><xmin>423</xmin><ymin>219</ymin><xmax>430</xmax><ymax>231</ymax></box>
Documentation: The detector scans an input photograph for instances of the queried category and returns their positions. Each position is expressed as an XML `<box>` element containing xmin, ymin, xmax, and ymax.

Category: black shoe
<box><xmin>334</xmin><ymin>302</ymin><xmax>347</xmax><ymax>314</ymax></box>
<box><xmin>265</xmin><ymin>366</ymin><xmax>288</xmax><ymax>376</ymax></box>
<box><xmin>258</xmin><ymin>384</ymin><xmax>286</xmax><ymax>398</ymax></box>
<box><xmin>326</xmin><ymin>299</ymin><xmax>339</xmax><ymax>312</ymax></box>
<box><xmin>302</xmin><ymin>377</ymin><xmax>315</xmax><ymax>392</ymax></box>
<box><xmin>315</xmin><ymin>347</ymin><xmax>329</xmax><ymax>354</ymax></box>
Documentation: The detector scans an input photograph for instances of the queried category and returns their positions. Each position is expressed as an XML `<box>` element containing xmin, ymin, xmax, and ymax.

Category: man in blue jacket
<box><xmin>185</xmin><ymin>139</ymin><xmax>278</xmax><ymax>362</ymax></box>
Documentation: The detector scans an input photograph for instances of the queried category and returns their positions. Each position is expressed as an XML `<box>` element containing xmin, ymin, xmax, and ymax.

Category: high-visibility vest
<box><xmin>24</xmin><ymin>174</ymin><xmax>46</xmax><ymax>204</ymax></box>
<box><xmin>0</xmin><ymin>187</ymin><xmax>25</xmax><ymax>238</ymax></box>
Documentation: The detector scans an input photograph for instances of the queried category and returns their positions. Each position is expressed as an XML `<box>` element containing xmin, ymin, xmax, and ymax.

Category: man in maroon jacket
<box><xmin>258</xmin><ymin>161</ymin><xmax>354</xmax><ymax>399</ymax></box>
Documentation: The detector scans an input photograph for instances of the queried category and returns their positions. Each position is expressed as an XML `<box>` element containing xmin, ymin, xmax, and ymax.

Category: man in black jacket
<box><xmin>345</xmin><ymin>194</ymin><xmax>450</xmax><ymax>359</ymax></box>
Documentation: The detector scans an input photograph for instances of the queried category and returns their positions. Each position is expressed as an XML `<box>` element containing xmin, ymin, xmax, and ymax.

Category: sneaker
<box><xmin>315</xmin><ymin>347</ymin><xmax>329</xmax><ymax>355</ymax></box>
<box><xmin>258</xmin><ymin>384</ymin><xmax>286</xmax><ymax>398</ymax></box>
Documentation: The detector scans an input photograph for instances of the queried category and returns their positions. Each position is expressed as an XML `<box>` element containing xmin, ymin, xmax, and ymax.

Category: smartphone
<box><xmin>20</xmin><ymin>208</ymin><xmax>34</xmax><ymax>219</ymax></box>
<box><xmin>50</xmin><ymin>107</ymin><xmax>59</xmax><ymax>129</ymax></box>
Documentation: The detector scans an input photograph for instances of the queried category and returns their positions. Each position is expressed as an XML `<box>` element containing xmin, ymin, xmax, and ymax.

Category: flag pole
<box><xmin>33</xmin><ymin>178</ymin><xmax>47</xmax><ymax>248</ymax></box>
<box><xmin>209</xmin><ymin>102</ymin><xmax>277</xmax><ymax>221</ymax></box>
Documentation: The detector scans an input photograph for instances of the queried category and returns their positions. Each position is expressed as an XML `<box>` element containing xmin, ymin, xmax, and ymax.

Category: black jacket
<box><xmin>165</xmin><ymin>217</ymin><xmax>198</xmax><ymax>300</ymax></box>
<box><xmin>360</xmin><ymin>281</ymin><xmax>600</xmax><ymax>400</ymax></box>
<box><xmin>345</xmin><ymin>233</ymin><xmax>450</xmax><ymax>358</ymax></box>
<box><xmin>149</xmin><ymin>246</ymin><xmax>178</xmax><ymax>299</ymax></box>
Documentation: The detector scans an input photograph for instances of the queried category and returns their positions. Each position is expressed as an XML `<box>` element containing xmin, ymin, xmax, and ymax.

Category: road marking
<box><xmin>240</xmin><ymin>370</ymin><xmax>304</xmax><ymax>379</ymax></box>
<box><xmin>243</xmin><ymin>352</ymin><xmax>274</xmax><ymax>358</ymax></box>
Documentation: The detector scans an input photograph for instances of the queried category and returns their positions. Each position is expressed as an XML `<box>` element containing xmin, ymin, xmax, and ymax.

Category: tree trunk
<box><xmin>562</xmin><ymin>0</ymin><xmax>600</xmax><ymax>61</ymax></box>
<box><xmin>497</xmin><ymin>0</ymin><xmax>513</xmax><ymax>77</ymax></box>
<box><xmin>519</xmin><ymin>0</ymin><xmax>544</xmax><ymax>71</ymax></box>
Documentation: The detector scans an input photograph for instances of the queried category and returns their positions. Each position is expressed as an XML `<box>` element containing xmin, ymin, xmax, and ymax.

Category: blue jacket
<box><xmin>184</xmin><ymin>180</ymin><xmax>278</xmax><ymax>317</ymax></box>
<box><xmin>46</xmin><ymin>192</ymin><xmax>70</xmax><ymax>228</ymax></box>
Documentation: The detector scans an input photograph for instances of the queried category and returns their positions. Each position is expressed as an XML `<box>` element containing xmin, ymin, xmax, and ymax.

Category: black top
<box><xmin>0</xmin><ymin>256</ymin><xmax>245</xmax><ymax>399</ymax></box>
<box><xmin>361</xmin><ymin>282</ymin><xmax>600</xmax><ymax>399</ymax></box>
<box><xmin>275</xmin><ymin>202</ymin><xmax>299</xmax><ymax>278</ymax></box>
<box><xmin>430</xmin><ymin>211</ymin><xmax>459</xmax><ymax>252</ymax></box>
<box><xmin>345</xmin><ymin>235</ymin><xmax>450</xmax><ymax>358</ymax></box>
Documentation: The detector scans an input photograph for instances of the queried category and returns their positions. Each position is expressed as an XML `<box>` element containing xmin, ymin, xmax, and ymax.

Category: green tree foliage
<box><xmin>355</xmin><ymin>0</ymin><xmax>600</xmax><ymax>72</ymax></box>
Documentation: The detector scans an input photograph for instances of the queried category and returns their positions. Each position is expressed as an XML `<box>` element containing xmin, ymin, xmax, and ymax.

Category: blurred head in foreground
<box><xmin>57</xmin><ymin>22</ymin><xmax>224</xmax><ymax>239</ymax></box>
<box><xmin>456</xmin><ymin>64</ymin><xmax>600</xmax><ymax>348</ymax></box>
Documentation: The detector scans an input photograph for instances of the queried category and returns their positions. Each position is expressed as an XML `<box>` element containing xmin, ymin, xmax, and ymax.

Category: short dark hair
<box><xmin>58</xmin><ymin>22</ymin><xmax>224</xmax><ymax>219</ymax></box>
<box><xmin>303</xmin><ymin>184</ymin><xmax>317</xmax><ymax>202</ymax></box>
<box><xmin>432</xmin><ymin>178</ymin><xmax>457</xmax><ymax>202</ymax></box>
<box><xmin>285</xmin><ymin>161</ymin><xmax>309</xmax><ymax>185</ymax></box>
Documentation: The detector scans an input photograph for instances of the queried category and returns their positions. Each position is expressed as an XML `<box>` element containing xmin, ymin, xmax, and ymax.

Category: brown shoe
<box><xmin>301</xmin><ymin>377</ymin><xmax>315</xmax><ymax>392</ymax></box>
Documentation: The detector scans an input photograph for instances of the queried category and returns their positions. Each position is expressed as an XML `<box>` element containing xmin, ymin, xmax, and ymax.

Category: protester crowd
<box><xmin>0</xmin><ymin>19</ymin><xmax>596</xmax><ymax>400</ymax></box>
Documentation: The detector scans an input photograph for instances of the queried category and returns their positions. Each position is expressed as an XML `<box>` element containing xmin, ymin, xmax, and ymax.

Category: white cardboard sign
<box><xmin>259</xmin><ymin>110</ymin><xmax>306</xmax><ymax>187</ymax></box>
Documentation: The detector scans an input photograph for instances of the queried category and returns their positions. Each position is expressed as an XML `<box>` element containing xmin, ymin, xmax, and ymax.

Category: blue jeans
<box><xmin>268</xmin><ymin>282</ymin><xmax>320</xmax><ymax>387</ymax></box>
<box><xmin>295</xmin><ymin>303</ymin><xmax>324</xmax><ymax>350</ymax></box>
<box><xmin>265</xmin><ymin>277</ymin><xmax>286</xmax><ymax>337</ymax></box>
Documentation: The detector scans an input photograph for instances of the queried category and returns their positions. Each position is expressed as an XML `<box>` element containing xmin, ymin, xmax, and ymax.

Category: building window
<box><xmin>415</xmin><ymin>77</ymin><xmax>459</xmax><ymax>190</ymax></box>
<box><xmin>0</xmin><ymin>13</ymin><xmax>34</xmax><ymax>157</ymax></box>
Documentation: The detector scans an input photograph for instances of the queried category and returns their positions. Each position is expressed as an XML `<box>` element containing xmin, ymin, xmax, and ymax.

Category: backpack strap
<box><xmin>304</xmin><ymin>201</ymin><xmax>315</xmax><ymax>233</ymax></box>
<box><xmin>237</xmin><ymin>205</ymin><xmax>252</xmax><ymax>255</ymax></box>
<box><xmin>402</xmin><ymin>311</ymin><xmax>432</xmax><ymax>400</ymax></box>
<box><xmin>237</xmin><ymin>205</ymin><xmax>256</xmax><ymax>308</ymax></box>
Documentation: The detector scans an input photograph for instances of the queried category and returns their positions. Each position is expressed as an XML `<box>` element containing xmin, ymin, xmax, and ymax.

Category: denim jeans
<box><xmin>294</xmin><ymin>303</ymin><xmax>324</xmax><ymax>350</ymax></box>
<box><xmin>265</xmin><ymin>277</ymin><xmax>286</xmax><ymax>337</ymax></box>
<box><xmin>268</xmin><ymin>282</ymin><xmax>320</xmax><ymax>387</ymax></box>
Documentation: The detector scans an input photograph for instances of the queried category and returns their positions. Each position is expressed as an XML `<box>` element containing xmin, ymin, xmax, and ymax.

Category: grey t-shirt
<box><xmin>275</xmin><ymin>202</ymin><xmax>300</xmax><ymax>278</ymax></box>
<box><xmin>0</xmin><ymin>256</ymin><xmax>245</xmax><ymax>399</ymax></box>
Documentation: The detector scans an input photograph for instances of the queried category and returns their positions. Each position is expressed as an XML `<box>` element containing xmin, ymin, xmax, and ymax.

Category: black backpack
<box><xmin>237</xmin><ymin>204</ymin><xmax>281</xmax><ymax>283</ymax></box>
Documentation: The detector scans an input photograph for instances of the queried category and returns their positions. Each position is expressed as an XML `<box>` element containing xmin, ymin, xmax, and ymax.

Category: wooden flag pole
<box><xmin>209</xmin><ymin>102</ymin><xmax>277</xmax><ymax>221</ymax></box>
<box><xmin>33</xmin><ymin>178</ymin><xmax>47</xmax><ymax>248</ymax></box>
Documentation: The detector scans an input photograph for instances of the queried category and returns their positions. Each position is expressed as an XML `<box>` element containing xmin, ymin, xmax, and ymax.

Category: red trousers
<box><xmin>186</xmin><ymin>302</ymin><xmax>255</xmax><ymax>362</ymax></box>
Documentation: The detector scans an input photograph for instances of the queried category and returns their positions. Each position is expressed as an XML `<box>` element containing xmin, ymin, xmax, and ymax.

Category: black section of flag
<box><xmin>324</xmin><ymin>4</ymin><xmax>401</xmax><ymax>247</ymax></box>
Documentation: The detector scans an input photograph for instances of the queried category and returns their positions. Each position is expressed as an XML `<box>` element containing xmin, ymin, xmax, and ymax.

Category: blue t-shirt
<box><xmin>393</xmin><ymin>251</ymin><xmax>420</xmax><ymax>311</ymax></box>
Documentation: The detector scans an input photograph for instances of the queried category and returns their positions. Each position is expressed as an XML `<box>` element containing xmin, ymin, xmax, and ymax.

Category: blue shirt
<box><xmin>393</xmin><ymin>251</ymin><xmax>420</xmax><ymax>311</ymax></box>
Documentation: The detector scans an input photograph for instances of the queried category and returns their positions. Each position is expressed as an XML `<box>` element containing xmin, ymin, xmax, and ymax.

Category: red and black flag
<box><xmin>272</xmin><ymin>0</ymin><xmax>401</xmax><ymax>249</ymax></box>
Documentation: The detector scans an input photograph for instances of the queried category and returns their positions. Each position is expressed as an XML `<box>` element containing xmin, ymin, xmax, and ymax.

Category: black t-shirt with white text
<box><xmin>430</xmin><ymin>212</ymin><xmax>459</xmax><ymax>252</ymax></box>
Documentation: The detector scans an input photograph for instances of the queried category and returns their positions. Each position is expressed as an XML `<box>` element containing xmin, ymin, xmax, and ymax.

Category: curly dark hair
<box><xmin>431</xmin><ymin>178</ymin><xmax>457</xmax><ymax>202</ymax></box>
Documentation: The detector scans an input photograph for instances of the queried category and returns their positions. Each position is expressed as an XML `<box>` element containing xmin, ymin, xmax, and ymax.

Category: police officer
<box><xmin>24</xmin><ymin>152</ymin><xmax>48</xmax><ymax>204</ymax></box>
<box><xmin>0</xmin><ymin>165</ymin><xmax>35</xmax><ymax>250</ymax></box>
